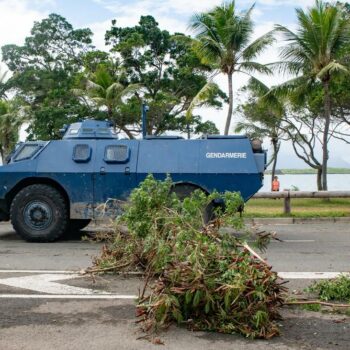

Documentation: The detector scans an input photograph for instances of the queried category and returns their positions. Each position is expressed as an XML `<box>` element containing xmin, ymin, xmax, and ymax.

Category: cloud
<box><xmin>257</xmin><ymin>0</ymin><xmax>314</xmax><ymax>7</ymax></box>
<box><xmin>0</xmin><ymin>0</ymin><xmax>49</xmax><ymax>47</ymax></box>
<box><xmin>93</xmin><ymin>0</ymin><xmax>221</xmax><ymax>17</ymax></box>
<box><xmin>91</xmin><ymin>0</ymin><xmax>278</xmax><ymax>36</ymax></box>
<box><xmin>0</xmin><ymin>0</ymin><xmax>50</xmax><ymax>73</ymax></box>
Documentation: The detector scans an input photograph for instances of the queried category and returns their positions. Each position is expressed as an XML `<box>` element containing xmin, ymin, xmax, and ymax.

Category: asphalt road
<box><xmin>0</xmin><ymin>221</ymin><xmax>349</xmax><ymax>350</ymax></box>
<box><xmin>1</xmin><ymin>221</ymin><xmax>349</xmax><ymax>273</ymax></box>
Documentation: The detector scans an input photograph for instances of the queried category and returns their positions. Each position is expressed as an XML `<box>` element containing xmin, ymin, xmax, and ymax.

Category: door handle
<box><xmin>100</xmin><ymin>166</ymin><xmax>106</xmax><ymax>175</ymax></box>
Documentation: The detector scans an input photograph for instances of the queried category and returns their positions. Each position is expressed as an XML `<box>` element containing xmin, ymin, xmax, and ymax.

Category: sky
<box><xmin>0</xmin><ymin>0</ymin><xmax>349</xmax><ymax>168</ymax></box>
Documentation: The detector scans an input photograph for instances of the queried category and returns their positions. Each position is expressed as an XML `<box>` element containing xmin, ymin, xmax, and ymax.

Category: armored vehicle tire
<box><xmin>171</xmin><ymin>184</ymin><xmax>215</xmax><ymax>224</ymax></box>
<box><xmin>67</xmin><ymin>219</ymin><xmax>91</xmax><ymax>232</ymax></box>
<box><xmin>10</xmin><ymin>184</ymin><xmax>68</xmax><ymax>242</ymax></box>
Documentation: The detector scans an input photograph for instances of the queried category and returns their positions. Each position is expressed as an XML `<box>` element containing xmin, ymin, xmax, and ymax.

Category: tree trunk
<box><xmin>224</xmin><ymin>72</ymin><xmax>233</xmax><ymax>135</ymax></box>
<box><xmin>270</xmin><ymin>139</ymin><xmax>279</xmax><ymax>190</ymax></box>
<box><xmin>121</xmin><ymin>127</ymin><xmax>134</xmax><ymax>140</ymax></box>
<box><xmin>317</xmin><ymin>167</ymin><xmax>323</xmax><ymax>191</ymax></box>
<box><xmin>321</xmin><ymin>78</ymin><xmax>331</xmax><ymax>191</ymax></box>
<box><xmin>107</xmin><ymin>107</ymin><xmax>117</xmax><ymax>132</ymax></box>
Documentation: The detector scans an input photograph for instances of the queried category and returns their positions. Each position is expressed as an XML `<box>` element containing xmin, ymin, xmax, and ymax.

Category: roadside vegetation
<box><xmin>296</xmin><ymin>276</ymin><xmax>350</xmax><ymax>313</ymax></box>
<box><xmin>91</xmin><ymin>175</ymin><xmax>286</xmax><ymax>339</ymax></box>
<box><xmin>306</xmin><ymin>275</ymin><xmax>350</xmax><ymax>302</ymax></box>
<box><xmin>245</xmin><ymin>198</ymin><xmax>350</xmax><ymax>218</ymax></box>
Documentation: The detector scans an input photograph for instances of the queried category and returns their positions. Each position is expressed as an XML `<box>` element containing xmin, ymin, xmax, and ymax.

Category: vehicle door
<box><xmin>93</xmin><ymin>140</ymin><xmax>139</xmax><ymax>219</ymax></box>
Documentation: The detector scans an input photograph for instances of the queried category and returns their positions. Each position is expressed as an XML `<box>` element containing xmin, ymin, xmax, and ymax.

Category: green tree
<box><xmin>275</xmin><ymin>0</ymin><xmax>350</xmax><ymax>190</ymax></box>
<box><xmin>1</xmin><ymin>14</ymin><xmax>93</xmax><ymax>140</ymax></box>
<box><xmin>327</xmin><ymin>2</ymin><xmax>350</xmax><ymax>140</ymax></box>
<box><xmin>74</xmin><ymin>64</ymin><xmax>141</xmax><ymax>138</ymax></box>
<box><xmin>105</xmin><ymin>16</ymin><xmax>225</xmax><ymax>136</ymax></box>
<box><xmin>236</xmin><ymin>79</ymin><xmax>284</xmax><ymax>187</ymax></box>
<box><xmin>190</xmin><ymin>0</ymin><xmax>274</xmax><ymax>135</ymax></box>
<box><xmin>0</xmin><ymin>100</ymin><xmax>23</xmax><ymax>163</ymax></box>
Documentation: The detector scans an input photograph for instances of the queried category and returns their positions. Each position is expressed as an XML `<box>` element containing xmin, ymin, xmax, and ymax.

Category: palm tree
<box><xmin>190</xmin><ymin>0</ymin><xmax>274</xmax><ymax>135</ymax></box>
<box><xmin>275</xmin><ymin>0</ymin><xmax>350</xmax><ymax>190</ymax></box>
<box><xmin>73</xmin><ymin>65</ymin><xmax>140</xmax><ymax>138</ymax></box>
<box><xmin>235</xmin><ymin>78</ymin><xmax>285</xmax><ymax>187</ymax></box>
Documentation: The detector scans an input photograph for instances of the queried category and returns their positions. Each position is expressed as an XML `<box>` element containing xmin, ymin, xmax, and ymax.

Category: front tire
<box><xmin>64</xmin><ymin>219</ymin><xmax>91</xmax><ymax>239</ymax></box>
<box><xmin>67</xmin><ymin>219</ymin><xmax>91</xmax><ymax>232</ymax></box>
<box><xmin>10</xmin><ymin>184</ymin><xmax>68</xmax><ymax>242</ymax></box>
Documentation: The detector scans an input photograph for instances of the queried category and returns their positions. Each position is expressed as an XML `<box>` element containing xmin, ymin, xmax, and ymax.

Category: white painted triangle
<box><xmin>0</xmin><ymin>273</ymin><xmax>110</xmax><ymax>295</ymax></box>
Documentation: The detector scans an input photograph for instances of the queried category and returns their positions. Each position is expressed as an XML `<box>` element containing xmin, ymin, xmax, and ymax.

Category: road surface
<box><xmin>0</xmin><ymin>222</ymin><xmax>349</xmax><ymax>350</ymax></box>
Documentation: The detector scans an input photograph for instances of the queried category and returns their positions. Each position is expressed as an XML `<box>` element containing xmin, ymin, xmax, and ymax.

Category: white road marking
<box><xmin>271</xmin><ymin>240</ymin><xmax>315</xmax><ymax>243</ymax></box>
<box><xmin>0</xmin><ymin>271</ymin><xmax>349</xmax><ymax>300</ymax></box>
<box><xmin>0</xmin><ymin>294</ymin><xmax>137</xmax><ymax>299</ymax></box>
<box><xmin>0</xmin><ymin>270</ymin><xmax>76</xmax><ymax>274</ymax></box>
<box><xmin>0</xmin><ymin>270</ymin><xmax>143</xmax><ymax>275</ymax></box>
<box><xmin>0</xmin><ymin>273</ymin><xmax>109</xmax><ymax>295</ymax></box>
<box><xmin>278</xmin><ymin>272</ymin><xmax>350</xmax><ymax>279</ymax></box>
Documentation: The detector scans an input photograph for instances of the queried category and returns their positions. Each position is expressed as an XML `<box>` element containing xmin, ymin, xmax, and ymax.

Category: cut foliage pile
<box><xmin>93</xmin><ymin>175</ymin><xmax>286</xmax><ymax>339</ymax></box>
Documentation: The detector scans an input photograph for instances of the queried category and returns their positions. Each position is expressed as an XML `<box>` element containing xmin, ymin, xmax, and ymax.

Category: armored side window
<box><xmin>69</xmin><ymin>128</ymin><xmax>79</xmax><ymax>135</ymax></box>
<box><xmin>104</xmin><ymin>145</ymin><xmax>129</xmax><ymax>163</ymax></box>
<box><xmin>73</xmin><ymin>144</ymin><xmax>92</xmax><ymax>163</ymax></box>
<box><xmin>13</xmin><ymin>144</ymin><xmax>41</xmax><ymax>162</ymax></box>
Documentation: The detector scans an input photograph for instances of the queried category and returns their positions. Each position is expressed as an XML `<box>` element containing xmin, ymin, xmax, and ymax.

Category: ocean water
<box><xmin>260</xmin><ymin>174</ymin><xmax>350</xmax><ymax>192</ymax></box>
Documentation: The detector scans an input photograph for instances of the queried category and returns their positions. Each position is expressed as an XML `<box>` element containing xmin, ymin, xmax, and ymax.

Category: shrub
<box><xmin>306</xmin><ymin>275</ymin><xmax>350</xmax><ymax>302</ymax></box>
<box><xmin>94</xmin><ymin>175</ymin><xmax>285</xmax><ymax>339</ymax></box>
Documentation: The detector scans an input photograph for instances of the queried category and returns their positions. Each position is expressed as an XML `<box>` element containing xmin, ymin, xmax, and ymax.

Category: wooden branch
<box><xmin>242</xmin><ymin>242</ymin><xmax>269</xmax><ymax>266</ymax></box>
<box><xmin>286</xmin><ymin>300</ymin><xmax>350</xmax><ymax>308</ymax></box>
<box><xmin>81</xmin><ymin>261</ymin><xmax>131</xmax><ymax>275</ymax></box>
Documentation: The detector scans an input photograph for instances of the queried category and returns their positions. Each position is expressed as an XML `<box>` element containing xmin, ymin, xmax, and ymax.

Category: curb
<box><xmin>245</xmin><ymin>217</ymin><xmax>350</xmax><ymax>225</ymax></box>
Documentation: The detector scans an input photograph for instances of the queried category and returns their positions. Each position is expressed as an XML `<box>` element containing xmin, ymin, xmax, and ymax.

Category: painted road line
<box><xmin>270</xmin><ymin>240</ymin><xmax>315</xmax><ymax>243</ymax></box>
<box><xmin>0</xmin><ymin>270</ymin><xmax>143</xmax><ymax>275</ymax></box>
<box><xmin>278</xmin><ymin>272</ymin><xmax>350</xmax><ymax>279</ymax></box>
<box><xmin>0</xmin><ymin>273</ymin><xmax>109</xmax><ymax>295</ymax></box>
<box><xmin>0</xmin><ymin>271</ymin><xmax>349</xmax><ymax>300</ymax></box>
<box><xmin>0</xmin><ymin>294</ymin><xmax>137</xmax><ymax>299</ymax></box>
<box><xmin>0</xmin><ymin>270</ymin><xmax>77</xmax><ymax>274</ymax></box>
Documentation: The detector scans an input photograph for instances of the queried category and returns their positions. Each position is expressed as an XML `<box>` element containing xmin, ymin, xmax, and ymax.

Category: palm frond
<box><xmin>245</xmin><ymin>77</ymin><xmax>269</xmax><ymax>95</ymax></box>
<box><xmin>269</xmin><ymin>75</ymin><xmax>314</xmax><ymax>103</ymax></box>
<box><xmin>86</xmin><ymin>80</ymin><xmax>105</xmax><ymax>97</ymax></box>
<box><xmin>267</xmin><ymin>61</ymin><xmax>305</xmax><ymax>76</ymax></box>
<box><xmin>90</xmin><ymin>97</ymin><xmax>107</xmax><ymax>106</ymax></box>
<box><xmin>105</xmin><ymin>82</ymin><xmax>124</xmax><ymax>100</ymax></box>
<box><xmin>185</xmin><ymin>81</ymin><xmax>219</xmax><ymax>120</ymax></box>
<box><xmin>237</xmin><ymin>61</ymin><xmax>272</xmax><ymax>75</ymax></box>
<box><xmin>242</xmin><ymin>31</ymin><xmax>275</xmax><ymax>60</ymax></box>
<box><xmin>71</xmin><ymin>88</ymin><xmax>85</xmax><ymax>97</ymax></box>
<box><xmin>317</xmin><ymin>61</ymin><xmax>349</xmax><ymax>79</ymax></box>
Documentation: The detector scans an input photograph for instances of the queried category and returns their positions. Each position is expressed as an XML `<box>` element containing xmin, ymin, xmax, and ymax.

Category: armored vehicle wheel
<box><xmin>10</xmin><ymin>184</ymin><xmax>68</xmax><ymax>242</ymax></box>
<box><xmin>171</xmin><ymin>184</ymin><xmax>215</xmax><ymax>223</ymax></box>
<box><xmin>67</xmin><ymin>219</ymin><xmax>91</xmax><ymax>232</ymax></box>
<box><xmin>63</xmin><ymin>219</ymin><xmax>91</xmax><ymax>240</ymax></box>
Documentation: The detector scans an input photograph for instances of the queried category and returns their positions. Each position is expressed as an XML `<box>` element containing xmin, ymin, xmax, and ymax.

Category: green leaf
<box><xmin>193</xmin><ymin>290</ymin><xmax>202</xmax><ymax>307</ymax></box>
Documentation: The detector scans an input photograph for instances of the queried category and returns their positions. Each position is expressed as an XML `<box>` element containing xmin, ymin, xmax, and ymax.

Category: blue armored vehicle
<box><xmin>0</xmin><ymin>113</ymin><xmax>266</xmax><ymax>242</ymax></box>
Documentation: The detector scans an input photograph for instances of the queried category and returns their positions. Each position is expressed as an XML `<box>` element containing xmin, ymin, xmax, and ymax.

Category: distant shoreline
<box><xmin>265</xmin><ymin>168</ymin><xmax>350</xmax><ymax>175</ymax></box>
